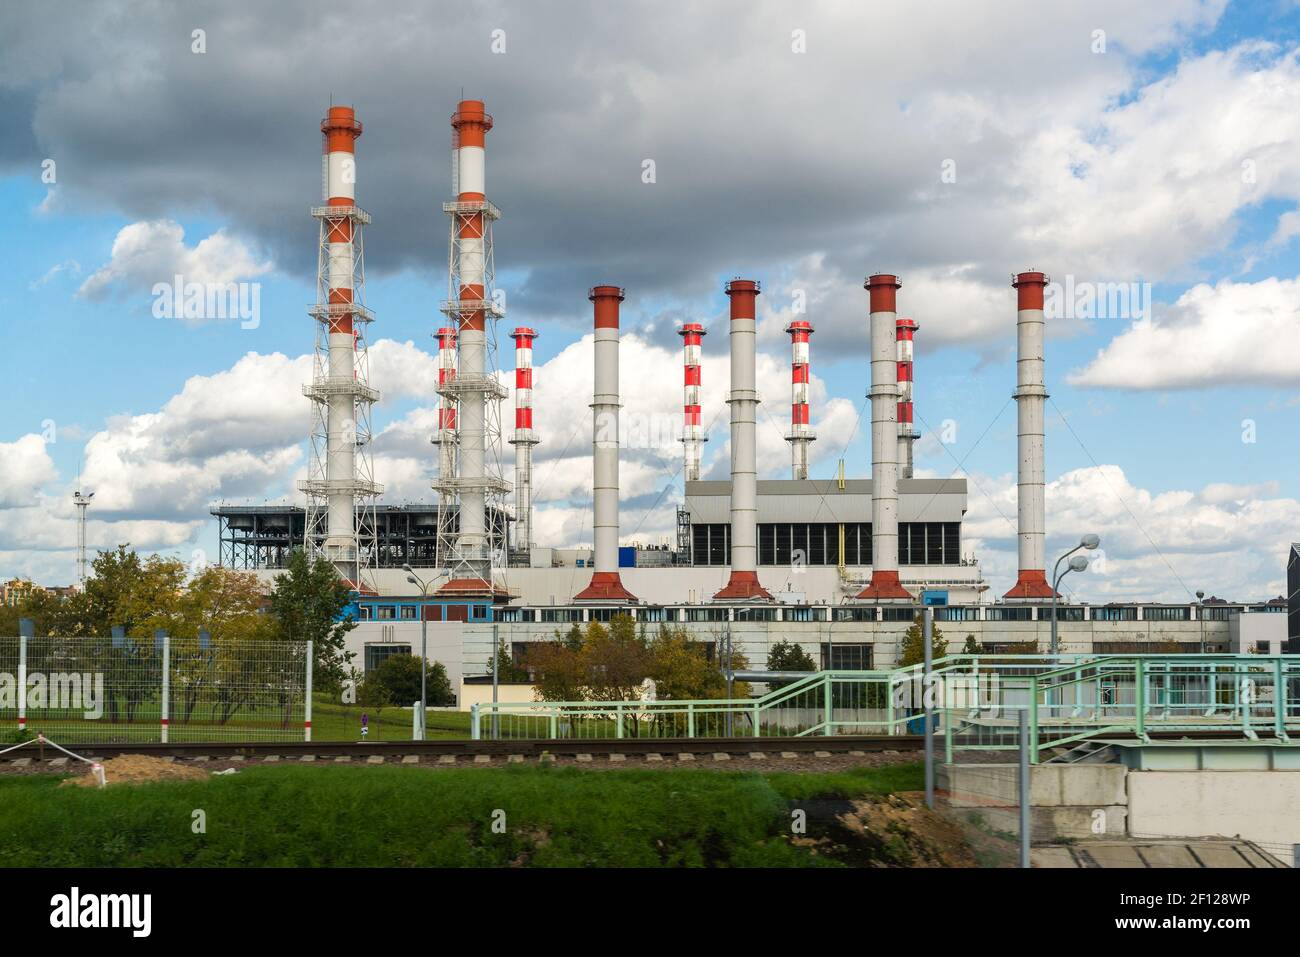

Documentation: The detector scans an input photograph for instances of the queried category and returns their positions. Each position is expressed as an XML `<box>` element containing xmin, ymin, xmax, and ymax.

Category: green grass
<box><xmin>0</xmin><ymin>762</ymin><xmax>923</xmax><ymax>867</ymax></box>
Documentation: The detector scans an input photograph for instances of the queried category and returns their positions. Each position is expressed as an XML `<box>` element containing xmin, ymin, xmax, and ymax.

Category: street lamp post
<box><xmin>1050</xmin><ymin>534</ymin><xmax>1100</xmax><ymax>655</ymax></box>
<box><xmin>404</xmin><ymin>564</ymin><xmax>430</xmax><ymax>741</ymax></box>
<box><xmin>1196</xmin><ymin>589</ymin><xmax>1205</xmax><ymax>654</ymax></box>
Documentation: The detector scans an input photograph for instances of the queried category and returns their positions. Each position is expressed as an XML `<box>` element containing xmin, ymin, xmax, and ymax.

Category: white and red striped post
<box><xmin>574</xmin><ymin>286</ymin><xmax>637</xmax><ymax>602</ymax></box>
<box><xmin>785</xmin><ymin>319</ymin><xmax>815</xmax><ymax>480</ymax></box>
<box><xmin>509</xmin><ymin>326</ymin><xmax>539</xmax><ymax>551</ymax></box>
<box><xmin>857</xmin><ymin>274</ymin><xmax>912</xmax><ymax>601</ymax></box>
<box><xmin>895</xmin><ymin>317</ymin><xmax>919</xmax><ymax>480</ymax></box>
<box><xmin>679</xmin><ymin>322</ymin><xmax>707</xmax><ymax>482</ymax></box>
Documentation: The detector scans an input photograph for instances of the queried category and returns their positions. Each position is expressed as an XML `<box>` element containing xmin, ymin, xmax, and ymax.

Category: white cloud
<box><xmin>1069</xmin><ymin>275</ymin><xmax>1300</xmax><ymax>389</ymax></box>
<box><xmin>0</xmin><ymin>435</ymin><xmax>57</xmax><ymax>507</ymax></box>
<box><xmin>77</xmin><ymin>219</ymin><xmax>272</xmax><ymax>304</ymax></box>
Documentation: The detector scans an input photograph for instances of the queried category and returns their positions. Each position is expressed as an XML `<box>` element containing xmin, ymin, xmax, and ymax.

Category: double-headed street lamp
<box><xmin>1050</xmin><ymin>534</ymin><xmax>1100</xmax><ymax>655</ymax></box>
<box><xmin>404</xmin><ymin>563</ymin><xmax>430</xmax><ymax>740</ymax></box>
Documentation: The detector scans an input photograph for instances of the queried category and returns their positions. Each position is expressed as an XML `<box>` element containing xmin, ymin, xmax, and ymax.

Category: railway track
<box><xmin>0</xmin><ymin>735</ymin><xmax>925</xmax><ymax>764</ymax></box>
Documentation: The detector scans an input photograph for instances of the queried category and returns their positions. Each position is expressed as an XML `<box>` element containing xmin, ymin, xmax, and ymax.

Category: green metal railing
<box><xmin>469</xmin><ymin>653</ymin><xmax>1300</xmax><ymax>761</ymax></box>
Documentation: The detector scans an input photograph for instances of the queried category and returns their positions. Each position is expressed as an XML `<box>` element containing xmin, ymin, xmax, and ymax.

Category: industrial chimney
<box><xmin>785</xmin><ymin>319</ymin><xmax>815</xmax><ymax>480</ymax></box>
<box><xmin>436</xmin><ymin>99</ymin><xmax>509</xmax><ymax>598</ymax></box>
<box><xmin>1004</xmin><ymin>271</ymin><xmax>1054</xmax><ymax>599</ymax></box>
<box><xmin>714</xmin><ymin>279</ymin><xmax>773</xmax><ymax>601</ymax></box>
<box><xmin>574</xmin><ymin>285</ymin><xmax>637</xmax><ymax>603</ymax></box>
<box><xmin>509</xmin><ymin>327</ymin><xmax>539</xmax><ymax>552</ymax></box>
<box><xmin>895</xmin><ymin>317</ymin><xmax>919</xmax><ymax>480</ymax></box>
<box><xmin>301</xmin><ymin>105</ymin><xmax>382</xmax><ymax>588</ymax></box>
<box><xmin>857</xmin><ymin>274</ymin><xmax>912</xmax><ymax>601</ymax></box>
<box><xmin>679</xmin><ymin>322</ymin><xmax>707</xmax><ymax>483</ymax></box>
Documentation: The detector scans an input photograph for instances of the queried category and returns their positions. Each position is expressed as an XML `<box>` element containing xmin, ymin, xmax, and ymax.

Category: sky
<box><xmin>3</xmin><ymin>0</ymin><xmax>1300</xmax><ymax>603</ymax></box>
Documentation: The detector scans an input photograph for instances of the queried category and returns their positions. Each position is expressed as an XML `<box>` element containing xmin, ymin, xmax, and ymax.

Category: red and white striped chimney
<box><xmin>714</xmin><ymin>279</ymin><xmax>773</xmax><ymax>601</ymax></box>
<box><xmin>785</xmin><ymin>319</ymin><xmax>815</xmax><ymax>480</ymax></box>
<box><xmin>1004</xmin><ymin>271</ymin><xmax>1054</xmax><ymax>599</ymax></box>
<box><xmin>434</xmin><ymin>325</ymin><xmax>458</xmax><ymax>486</ymax></box>
<box><xmin>509</xmin><ymin>327</ymin><xmax>539</xmax><ymax>552</ymax></box>
<box><xmin>895</xmin><ymin>317</ymin><xmax>919</xmax><ymax>480</ymax></box>
<box><xmin>574</xmin><ymin>285</ymin><xmax>637</xmax><ymax>603</ymax></box>
<box><xmin>857</xmin><ymin>274</ymin><xmax>912</xmax><ymax>601</ymax></box>
<box><xmin>679</xmin><ymin>322</ymin><xmax>707</xmax><ymax>483</ymax></box>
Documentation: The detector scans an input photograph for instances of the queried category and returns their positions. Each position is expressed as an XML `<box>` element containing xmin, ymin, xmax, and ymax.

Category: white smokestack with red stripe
<box><xmin>714</xmin><ymin>279</ymin><xmax>772</xmax><ymax>601</ymax></box>
<box><xmin>509</xmin><ymin>326</ymin><xmax>539</xmax><ymax>552</ymax></box>
<box><xmin>679</xmin><ymin>322</ymin><xmax>707</xmax><ymax>483</ymax></box>
<box><xmin>895</xmin><ymin>317</ymin><xmax>919</xmax><ymax>480</ymax></box>
<box><xmin>1005</xmin><ymin>271</ymin><xmax>1053</xmax><ymax>599</ymax></box>
<box><xmin>434</xmin><ymin>326</ymin><xmax>458</xmax><ymax>486</ymax></box>
<box><xmin>785</xmin><ymin>319</ymin><xmax>815</xmax><ymax>480</ymax></box>
<box><xmin>574</xmin><ymin>285</ymin><xmax>637</xmax><ymax>603</ymax></box>
<box><xmin>857</xmin><ymin>274</ymin><xmax>912</xmax><ymax>601</ymax></box>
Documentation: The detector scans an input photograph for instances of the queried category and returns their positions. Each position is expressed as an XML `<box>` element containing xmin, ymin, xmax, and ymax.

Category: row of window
<box><xmin>691</xmin><ymin>522</ymin><xmax>962</xmax><ymax>567</ymax></box>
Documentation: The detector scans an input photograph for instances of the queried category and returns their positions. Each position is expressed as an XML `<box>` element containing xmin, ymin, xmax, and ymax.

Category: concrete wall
<box><xmin>1128</xmin><ymin>771</ymin><xmax>1300</xmax><ymax>851</ymax></box>
<box><xmin>458</xmin><ymin>682</ymin><xmax>538</xmax><ymax>709</ymax></box>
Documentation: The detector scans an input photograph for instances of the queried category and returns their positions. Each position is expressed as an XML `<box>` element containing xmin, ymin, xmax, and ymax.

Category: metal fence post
<box><xmin>1134</xmin><ymin>658</ymin><xmax>1146</xmax><ymax>740</ymax></box>
<box><xmin>471</xmin><ymin>703</ymin><xmax>481</xmax><ymax>740</ymax></box>
<box><xmin>304</xmin><ymin>640</ymin><xmax>313</xmax><ymax>743</ymax></box>
<box><xmin>823</xmin><ymin>673</ymin><xmax>832</xmax><ymax>736</ymax></box>
<box><xmin>17</xmin><ymin>619</ymin><xmax>31</xmax><ymax>736</ymax></box>
<box><xmin>1018</xmin><ymin>708</ymin><xmax>1031</xmax><ymax>868</ymax></box>
<box><xmin>160</xmin><ymin>633</ymin><xmax>170</xmax><ymax>744</ymax></box>
<box><xmin>923</xmin><ymin>607</ymin><xmax>934</xmax><ymax>809</ymax></box>
<box><xmin>752</xmin><ymin>700</ymin><xmax>761</xmax><ymax>738</ymax></box>
<box><xmin>1274</xmin><ymin>658</ymin><xmax>1286</xmax><ymax>739</ymax></box>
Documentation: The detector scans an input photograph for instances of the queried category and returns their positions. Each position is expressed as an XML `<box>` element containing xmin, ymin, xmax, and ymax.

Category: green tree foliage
<box><xmin>530</xmin><ymin>616</ymin><xmax>747</xmax><ymax>703</ymax></box>
<box><xmin>897</xmin><ymin>613</ymin><xmax>949</xmax><ymax>668</ymax></box>
<box><xmin>486</xmin><ymin>644</ymin><xmax>531</xmax><ymax>683</ymax></box>
<box><xmin>766</xmin><ymin>639</ymin><xmax>816</xmax><ymax>688</ymax></box>
<box><xmin>961</xmin><ymin>634</ymin><xmax>982</xmax><ymax>655</ymax></box>
<box><xmin>267</xmin><ymin>548</ymin><xmax>357</xmax><ymax>694</ymax></box>
<box><xmin>367</xmin><ymin>654</ymin><xmax>455</xmax><ymax>707</ymax></box>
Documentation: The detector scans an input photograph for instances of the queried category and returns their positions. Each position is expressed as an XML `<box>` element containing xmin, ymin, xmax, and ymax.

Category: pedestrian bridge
<box><xmin>470</xmin><ymin>653</ymin><xmax>1300</xmax><ymax>763</ymax></box>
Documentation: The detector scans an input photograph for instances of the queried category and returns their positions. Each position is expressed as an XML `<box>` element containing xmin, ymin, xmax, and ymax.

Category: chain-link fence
<box><xmin>0</xmin><ymin>635</ymin><xmax>311</xmax><ymax>744</ymax></box>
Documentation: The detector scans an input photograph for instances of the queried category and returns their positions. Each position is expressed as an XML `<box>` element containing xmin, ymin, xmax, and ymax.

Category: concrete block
<box><xmin>192</xmin><ymin>755</ymin><xmax>210</xmax><ymax>763</ymax></box>
<box><xmin>334</xmin><ymin>756</ymin><xmax>351</xmax><ymax>763</ymax></box>
<box><xmin>849</xmin><ymin>750</ymin><xmax>866</xmax><ymax>757</ymax></box>
<box><xmin>473</xmin><ymin>754</ymin><xmax>491</xmax><ymax>764</ymax></box>
<box><xmin>1137</xmin><ymin>844</ymin><xmax>1199</xmax><ymax>868</ymax></box>
<box><xmin>438</xmin><ymin>755</ymin><xmax>457</xmax><ymax>765</ymax></box>
<box><xmin>507</xmin><ymin>754</ymin><xmax>524</xmax><ymax>763</ymax></box>
<box><xmin>228</xmin><ymin>755</ymin><xmax>245</xmax><ymax>763</ymax></box>
<box><xmin>366</xmin><ymin>755</ymin><xmax>384</xmax><ymax>764</ymax></box>
<box><xmin>608</xmin><ymin>753</ymin><xmax>625</xmax><ymax>762</ymax></box>
<box><xmin>677</xmin><ymin>752</ymin><xmax>695</xmax><ymax>762</ymax></box>
<box><xmin>749</xmin><ymin>752</ymin><xmax>764</xmax><ymax>760</ymax></box>
<box><xmin>1031</xmin><ymin>847</ymin><xmax>1079</xmax><ymax>869</ymax></box>
<box><xmin>263</xmin><ymin>755</ymin><xmax>280</xmax><ymax>763</ymax></box>
<box><xmin>781</xmin><ymin>752</ymin><xmax>798</xmax><ymax>759</ymax></box>
<box><xmin>1078</xmin><ymin>844</ymin><xmax>1147</xmax><ymax>868</ymax></box>
<box><xmin>538</xmin><ymin>753</ymin><xmax>555</xmax><ymax>764</ymax></box>
<box><xmin>49</xmin><ymin>757</ymin><xmax>68</xmax><ymax>767</ymax></box>
<box><xmin>645</xmin><ymin>753</ymin><xmax>663</xmax><ymax>762</ymax></box>
<box><xmin>400</xmin><ymin>755</ymin><xmax>420</xmax><ymax>764</ymax></box>
<box><xmin>814</xmin><ymin>750</ymin><xmax>832</xmax><ymax>758</ymax></box>
<box><xmin>299</xmin><ymin>755</ymin><xmax>315</xmax><ymax>762</ymax></box>
<box><xmin>712</xmin><ymin>753</ymin><xmax>731</xmax><ymax>762</ymax></box>
<box><xmin>12</xmin><ymin>757</ymin><xmax>30</xmax><ymax>767</ymax></box>
<box><xmin>575</xmin><ymin>753</ymin><xmax>593</xmax><ymax>763</ymax></box>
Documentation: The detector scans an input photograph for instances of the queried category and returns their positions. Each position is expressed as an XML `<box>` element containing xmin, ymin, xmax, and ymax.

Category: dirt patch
<box><xmin>793</xmin><ymin>791</ymin><xmax>980</xmax><ymax>867</ymax></box>
<box><xmin>62</xmin><ymin>755</ymin><xmax>212</xmax><ymax>787</ymax></box>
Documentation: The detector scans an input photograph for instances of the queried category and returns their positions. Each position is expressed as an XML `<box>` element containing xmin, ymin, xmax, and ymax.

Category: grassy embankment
<box><xmin>0</xmin><ymin>762</ymin><xmax>924</xmax><ymax>867</ymax></box>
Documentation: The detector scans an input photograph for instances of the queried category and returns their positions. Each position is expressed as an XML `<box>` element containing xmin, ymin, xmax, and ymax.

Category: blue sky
<box><xmin>3</xmin><ymin>0</ymin><xmax>1300</xmax><ymax>601</ymax></box>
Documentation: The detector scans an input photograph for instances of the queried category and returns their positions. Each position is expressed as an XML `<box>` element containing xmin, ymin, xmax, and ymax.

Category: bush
<box><xmin>367</xmin><ymin>654</ymin><xmax>455</xmax><ymax>707</ymax></box>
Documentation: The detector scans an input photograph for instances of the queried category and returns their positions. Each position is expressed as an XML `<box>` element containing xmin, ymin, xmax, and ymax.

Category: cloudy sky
<box><xmin>4</xmin><ymin>0</ymin><xmax>1300</xmax><ymax>602</ymax></box>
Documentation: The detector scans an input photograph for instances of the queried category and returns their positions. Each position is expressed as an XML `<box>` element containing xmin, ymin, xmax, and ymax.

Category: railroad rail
<box><xmin>0</xmin><ymin>735</ymin><xmax>926</xmax><ymax>763</ymax></box>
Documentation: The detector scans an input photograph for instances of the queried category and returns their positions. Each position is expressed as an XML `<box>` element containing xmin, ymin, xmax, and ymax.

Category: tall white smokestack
<box><xmin>1005</xmin><ymin>270</ymin><xmax>1054</xmax><ymax>599</ymax></box>
<box><xmin>895</xmin><ymin>317</ymin><xmax>918</xmax><ymax>480</ymax></box>
<box><xmin>714</xmin><ymin>279</ymin><xmax>772</xmax><ymax>601</ymax></box>
<box><xmin>857</xmin><ymin>274</ymin><xmax>912</xmax><ymax>601</ymax></box>
<box><xmin>785</xmin><ymin>319</ymin><xmax>815</xmax><ymax>480</ymax></box>
<box><xmin>574</xmin><ymin>285</ymin><xmax>637</xmax><ymax>602</ymax></box>
<box><xmin>679</xmin><ymin>322</ymin><xmax>707</xmax><ymax>483</ymax></box>
<box><xmin>302</xmin><ymin>105</ymin><xmax>381</xmax><ymax>588</ymax></box>
<box><xmin>434</xmin><ymin>326</ymin><xmax>458</xmax><ymax>488</ymax></box>
<box><xmin>509</xmin><ymin>326</ymin><xmax>539</xmax><ymax>552</ymax></box>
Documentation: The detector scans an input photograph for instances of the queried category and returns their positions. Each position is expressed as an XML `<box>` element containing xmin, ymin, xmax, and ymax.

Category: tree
<box><xmin>897</xmin><ymin>613</ymin><xmax>949</xmax><ymax>668</ymax></box>
<box><xmin>487</xmin><ymin>643</ymin><xmax>531</xmax><ymax>683</ymax></box>
<box><xmin>961</xmin><ymin>634</ymin><xmax>982</xmax><ymax>655</ymax></box>
<box><xmin>369</xmin><ymin>654</ymin><xmax>454</xmax><ymax>707</ymax></box>
<box><xmin>766</xmin><ymin>639</ymin><xmax>816</xmax><ymax>688</ymax></box>
<box><xmin>648</xmin><ymin>625</ymin><xmax>749</xmax><ymax>700</ymax></box>
<box><xmin>267</xmin><ymin>548</ymin><xmax>357</xmax><ymax>694</ymax></box>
